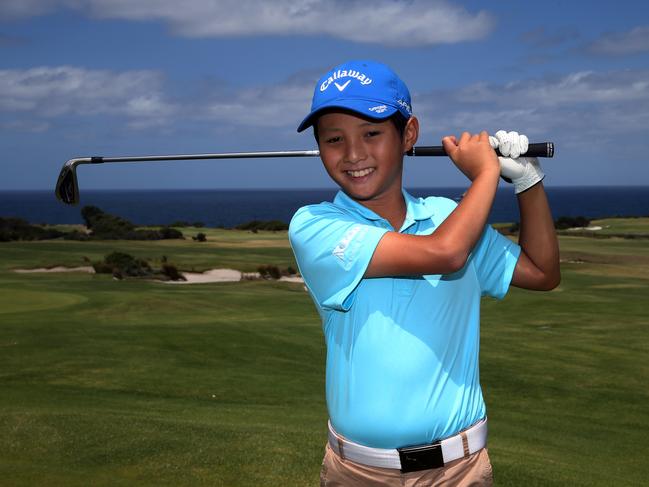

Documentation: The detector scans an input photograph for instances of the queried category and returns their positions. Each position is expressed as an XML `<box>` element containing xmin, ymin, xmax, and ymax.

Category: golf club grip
<box><xmin>408</xmin><ymin>142</ymin><xmax>554</xmax><ymax>158</ymax></box>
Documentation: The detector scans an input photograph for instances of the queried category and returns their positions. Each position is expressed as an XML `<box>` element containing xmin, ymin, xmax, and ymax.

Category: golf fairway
<box><xmin>1</xmin><ymin>221</ymin><xmax>648</xmax><ymax>486</ymax></box>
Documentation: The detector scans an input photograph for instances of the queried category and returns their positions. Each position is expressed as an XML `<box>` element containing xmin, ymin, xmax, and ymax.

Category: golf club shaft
<box><xmin>86</xmin><ymin>142</ymin><xmax>553</xmax><ymax>163</ymax></box>
<box><xmin>55</xmin><ymin>142</ymin><xmax>555</xmax><ymax>205</ymax></box>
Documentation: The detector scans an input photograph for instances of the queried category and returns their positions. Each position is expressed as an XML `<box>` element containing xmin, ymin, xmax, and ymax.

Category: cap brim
<box><xmin>296</xmin><ymin>100</ymin><xmax>399</xmax><ymax>132</ymax></box>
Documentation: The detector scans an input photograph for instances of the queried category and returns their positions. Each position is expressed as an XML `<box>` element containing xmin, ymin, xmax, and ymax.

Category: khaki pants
<box><xmin>320</xmin><ymin>443</ymin><xmax>493</xmax><ymax>486</ymax></box>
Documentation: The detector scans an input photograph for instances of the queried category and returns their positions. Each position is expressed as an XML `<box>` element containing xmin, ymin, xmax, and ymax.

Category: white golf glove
<box><xmin>489</xmin><ymin>130</ymin><xmax>545</xmax><ymax>194</ymax></box>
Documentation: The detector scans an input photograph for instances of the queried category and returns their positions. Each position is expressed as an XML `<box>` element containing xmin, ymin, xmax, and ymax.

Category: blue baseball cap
<box><xmin>297</xmin><ymin>60</ymin><xmax>412</xmax><ymax>132</ymax></box>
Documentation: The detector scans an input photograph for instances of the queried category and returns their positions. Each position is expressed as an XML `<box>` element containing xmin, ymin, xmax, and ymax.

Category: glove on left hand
<box><xmin>489</xmin><ymin>130</ymin><xmax>545</xmax><ymax>194</ymax></box>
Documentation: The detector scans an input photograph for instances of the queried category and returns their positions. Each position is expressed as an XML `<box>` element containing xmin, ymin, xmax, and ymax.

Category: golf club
<box><xmin>55</xmin><ymin>142</ymin><xmax>554</xmax><ymax>205</ymax></box>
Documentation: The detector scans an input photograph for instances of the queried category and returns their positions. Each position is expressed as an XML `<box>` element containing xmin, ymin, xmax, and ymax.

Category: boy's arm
<box><xmin>511</xmin><ymin>182</ymin><xmax>561</xmax><ymax>290</ymax></box>
<box><xmin>365</xmin><ymin>131</ymin><xmax>500</xmax><ymax>278</ymax></box>
<box><xmin>489</xmin><ymin>131</ymin><xmax>560</xmax><ymax>290</ymax></box>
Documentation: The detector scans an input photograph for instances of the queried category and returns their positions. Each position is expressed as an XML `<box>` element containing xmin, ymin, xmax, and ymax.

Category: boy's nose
<box><xmin>344</xmin><ymin>139</ymin><xmax>367</xmax><ymax>164</ymax></box>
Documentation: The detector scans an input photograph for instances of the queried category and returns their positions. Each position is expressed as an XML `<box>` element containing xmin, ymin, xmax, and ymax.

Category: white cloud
<box><xmin>3</xmin><ymin>63</ymin><xmax>648</xmax><ymax>158</ymax></box>
<box><xmin>0</xmin><ymin>66</ymin><xmax>176</xmax><ymax>126</ymax></box>
<box><xmin>193</xmin><ymin>67</ymin><xmax>649</xmax><ymax>155</ymax></box>
<box><xmin>0</xmin><ymin>119</ymin><xmax>50</xmax><ymax>132</ymax></box>
<box><xmin>0</xmin><ymin>0</ymin><xmax>66</xmax><ymax>20</ymax></box>
<box><xmin>452</xmin><ymin>70</ymin><xmax>649</xmax><ymax>106</ymax></box>
<box><xmin>413</xmin><ymin>69</ymin><xmax>649</xmax><ymax>152</ymax></box>
<box><xmin>587</xmin><ymin>25</ymin><xmax>649</xmax><ymax>55</ymax></box>
<box><xmin>201</xmin><ymin>78</ymin><xmax>313</xmax><ymax>128</ymax></box>
<box><xmin>0</xmin><ymin>0</ymin><xmax>494</xmax><ymax>46</ymax></box>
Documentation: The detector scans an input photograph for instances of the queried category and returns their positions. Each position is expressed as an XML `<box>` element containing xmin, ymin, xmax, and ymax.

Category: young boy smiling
<box><xmin>289</xmin><ymin>60</ymin><xmax>560</xmax><ymax>486</ymax></box>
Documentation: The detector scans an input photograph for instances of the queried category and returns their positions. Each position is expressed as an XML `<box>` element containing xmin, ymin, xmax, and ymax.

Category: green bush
<box><xmin>161</xmin><ymin>264</ymin><xmax>186</xmax><ymax>281</ymax></box>
<box><xmin>81</xmin><ymin>206</ymin><xmax>135</xmax><ymax>237</ymax></box>
<box><xmin>555</xmin><ymin>216</ymin><xmax>590</xmax><ymax>230</ymax></box>
<box><xmin>0</xmin><ymin>217</ymin><xmax>65</xmax><ymax>241</ymax></box>
<box><xmin>193</xmin><ymin>232</ymin><xmax>207</xmax><ymax>242</ymax></box>
<box><xmin>158</xmin><ymin>227</ymin><xmax>184</xmax><ymax>239</ymax></box>
<box><xmin>170</xmin><ymin>221</ymin><xmax>204</xmax><ymax>228</ymax></box>
<box><xmin>92</xmin><ymin>252</ymin><xmax>187</xmax><ymax>281</ymax></box>
<box><xmin>79</xmin><ymin>206</ymin><xmax>183</xmax><ymax>240</ymax></box>
<box><xmin>257</xmin><ymin>264</ymin><xmax>281</xmax><ymax>280</ymax></box>
<box><xmin>235</xmin><ymin>220</ymin><xmax>288</xmax><ymax>231</ymax></box>
<box><xmin>93</xmin><ymin>251</ymin><xmax>152</xmax><ymax>278</ymax></box>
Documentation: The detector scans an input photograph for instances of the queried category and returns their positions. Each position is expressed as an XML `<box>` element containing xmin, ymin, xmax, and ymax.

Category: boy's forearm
<box><xmin>431</xmin><ymin>168</ymin><xmax>500</xmax><ymax>269</ymax></box>
<box><xmin>367</xmin><ymin>169</ymin><xmax>500</xmax><ymax>277</ymax></box>
<box><xmin>517</xmin><ymin>182</ymin><xmax>561</xmax><ymax>287</ymax></box>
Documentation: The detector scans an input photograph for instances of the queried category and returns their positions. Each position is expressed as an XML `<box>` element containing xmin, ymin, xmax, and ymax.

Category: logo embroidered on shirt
<box><xmin>333</xmin><ymin>225</ymin><xmax>362</xmax><ymax>262</ymax></box>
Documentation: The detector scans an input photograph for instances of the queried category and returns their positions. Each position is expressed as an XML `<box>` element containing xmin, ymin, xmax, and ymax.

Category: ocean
<box><xmin>1</xmin><ymin>186</ymin><xmax>648</xmax><ymax>228</ymax></box>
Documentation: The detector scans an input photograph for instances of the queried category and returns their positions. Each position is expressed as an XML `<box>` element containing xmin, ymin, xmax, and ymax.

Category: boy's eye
<box><xmin>325</xmin><ymin>136</ymin><xmax>342</xmax><ymax>144</ymax></box>
<box><xmin>366</xmin><ymin>130</ymin><xmax>381</xmax><ymax>138</ymax></box>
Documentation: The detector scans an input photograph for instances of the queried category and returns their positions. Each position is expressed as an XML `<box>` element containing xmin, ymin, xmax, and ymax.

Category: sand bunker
<box><xmin>14</xmin><ymin>266</ymin><xmax>95</xmax><ymax>274</ymax></box>
<box><xmin>566</xmin><ymin>226</ymin><xmax>603</xmax><ymax>231</ymax></box>
<box><xmin>166</xmin><ymin>269</ymin><xmax>304</xmax><ymax>285</ymax></box>
<box><xmin>167</xmin><ymin>268</ymin><xmax>244</xmax><ymax>284</ymax></box>
<box><xmin>13</xmin><ymin>266</ymin><xmax>304</xmax><ymax>285</ymax></box>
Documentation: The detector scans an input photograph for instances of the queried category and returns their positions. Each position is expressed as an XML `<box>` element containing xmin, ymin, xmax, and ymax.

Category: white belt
<box><xmin>327</xmin><ymin>418</ymin><xmax>487</xmax><ymax>473</ymax></box>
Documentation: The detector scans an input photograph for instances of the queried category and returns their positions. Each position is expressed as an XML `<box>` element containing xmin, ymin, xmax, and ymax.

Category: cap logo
<box><xmin>320</xmin><ymin>69</ymin><xmax>373</xmax><ymax>92</ymax></box>
<box><xmin>334</xmin><ymin>80</ymin><xmax>351</xmax><ymax>92</ymax></box>
<box><xmin>369</xmin><ymin>105</ymin><xmax>388</xmax><ymax>114</ymax></box>
<box><xmin>396</xmin><ymin>98</ymin><xmax>412</xmax><ymax>115</ymax></box>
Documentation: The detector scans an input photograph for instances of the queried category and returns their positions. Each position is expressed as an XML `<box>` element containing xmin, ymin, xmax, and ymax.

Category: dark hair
<box><xmin>313</xmin><ymin>111</ymin><xmax>409</xmax><ymax>144</ymax></box>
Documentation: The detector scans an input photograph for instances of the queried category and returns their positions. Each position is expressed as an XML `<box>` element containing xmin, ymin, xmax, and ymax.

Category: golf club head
<box><xmin>55</xmin><ymin>159</ymin><xmax>81</xmax><ymax>205</ymax></box>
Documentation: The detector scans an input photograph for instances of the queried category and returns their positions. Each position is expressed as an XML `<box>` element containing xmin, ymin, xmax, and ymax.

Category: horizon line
<box><xmin>3</xmin><ymin>183</ymin><xmax>649</xmax><ymax>193</ymax></box>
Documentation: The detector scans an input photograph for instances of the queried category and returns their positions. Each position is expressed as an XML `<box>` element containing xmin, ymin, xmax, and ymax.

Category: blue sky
<box><xmin>1</xmin><ymin>0</ymin><xmax>648</xmax><ymax>190</ymax></box>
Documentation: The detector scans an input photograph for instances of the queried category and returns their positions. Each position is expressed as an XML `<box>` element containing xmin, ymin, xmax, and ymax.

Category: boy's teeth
<box><xmin>347</xmin><ymin>168</ymin><xmax>375</xmax><ymax>178</ymax></box>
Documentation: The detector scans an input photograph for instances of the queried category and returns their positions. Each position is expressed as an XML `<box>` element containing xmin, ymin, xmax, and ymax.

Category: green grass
<box><xmin>1</xmin><ymin>227</ymin><xmax>648</xmax><ymax>485</ymax></box>
<box><xmin>590</xmin><ymin>217</ymin><xmax>649</xmax><ymax>235</ymax></box>
<box><xmin>0</xmin><ymin>229</ymin><xmax>295</xmax><ymax>273</ymax></box>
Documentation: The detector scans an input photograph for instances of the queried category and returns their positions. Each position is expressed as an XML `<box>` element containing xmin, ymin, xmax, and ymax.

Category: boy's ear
<box><xmin>403</xmin><ymin>116</ymin><xmax>419</xmax><ymax>153</ymax></box>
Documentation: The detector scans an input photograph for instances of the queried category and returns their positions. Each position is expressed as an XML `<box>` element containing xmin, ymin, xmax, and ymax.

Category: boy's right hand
<box><xmin>442</xmin><ymin>131</ymin><xmax>500</xmax><ymax>182</ymax></box>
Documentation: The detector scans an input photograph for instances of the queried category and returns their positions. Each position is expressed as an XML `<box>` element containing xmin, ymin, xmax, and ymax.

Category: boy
<box><xmin>288</xmin><ymin>60</ymin><xmax>560</xmax><ymax>486</ymax></box>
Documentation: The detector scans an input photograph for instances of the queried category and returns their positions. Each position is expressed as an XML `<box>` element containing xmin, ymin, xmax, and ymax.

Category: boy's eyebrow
<box><xmin>318</xmin><ymin>121</ymin><xmax>383</xmax><ymax>133</ymax></box>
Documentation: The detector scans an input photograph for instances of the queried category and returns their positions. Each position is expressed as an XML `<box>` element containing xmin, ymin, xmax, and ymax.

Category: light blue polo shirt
<box><xmin>289</xmin><ymin>189</ymin><xmax>521</xmax><ymax>449</ymax></box>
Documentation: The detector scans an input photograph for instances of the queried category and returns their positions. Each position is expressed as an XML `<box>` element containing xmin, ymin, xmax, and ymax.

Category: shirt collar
<box><xmin>333</xmin><ymin>188</ymin><xmax>435</xmax><ymax>225</ymax></box>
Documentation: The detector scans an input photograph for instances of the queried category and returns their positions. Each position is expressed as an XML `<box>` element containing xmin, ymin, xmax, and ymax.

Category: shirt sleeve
<box><xmin>289</xmin><ymin>204</ymin><xmax>389</xmax><ymax>312</ymax></box>
<box><xmin>470</xmin><ymin>225</ymin><xmax>521</xmax><ymax>299</ymax></box>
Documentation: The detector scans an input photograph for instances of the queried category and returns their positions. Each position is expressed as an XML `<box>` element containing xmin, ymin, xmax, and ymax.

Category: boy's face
<box><xmin>316</xmin><ymin>111</ymin><xmax>414</xmax><ymax>203</ymax></box>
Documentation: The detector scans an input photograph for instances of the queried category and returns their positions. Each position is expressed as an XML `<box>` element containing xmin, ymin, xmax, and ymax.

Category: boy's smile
<box><xmin>316</xmin><ymin>112</ymin><xmax>417</xmax><ymax>210</ymax></box>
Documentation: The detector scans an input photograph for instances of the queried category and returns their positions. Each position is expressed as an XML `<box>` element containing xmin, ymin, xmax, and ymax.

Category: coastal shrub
<box><xmin>81</xmin><ymin>205</ymin><xmax>135</xmax><ymax>237</ymax></box>
<box><xmin>255</xmin><ymin>265</ymin><xmax>299</xmax><ymax>279</ymax></box>
<box><xmin>158</xmin><ymin>226</ymin><xmax>184</xmax><ymax>239</ymax></box>
<box><xmin>257</xmin><ymin>264</ymin><xmax>282</xmax><ymax>280</ymax></box>
<box><xmin>93</xmin><ymin>251</ymin><xmax>152</xmax><ymax>277</ymax></box>
<box><xmin>555</xmin><ymin>216</ymin><xmax>590</xmax><ymax>230</ymax></box>
<box><xmin>161</xmin><ymin>264</ymin><xmax>186</xmax><ymax>281</ymax></box>
<box><xmin>193</xmin><ymin>232</ymin><xmax>207</xmax><ymax>242</ymax></box>
<box><xmin>93</xmin><ymin>252</ymin><xmax>187</xmax><ymax>281</ymax></box>
<box><xmin>80</xmin><ymin>206</ymin><xmax>104</xmax><ymax>229</ymax></box>
<box><xmin>79</xmin><ymin>206</ymin><xmax>184</xmax><ymax>240</ymax></box>
<box><xmin>235</xmin><ymin>220</ymin><xmax>288</xmax><ymax>231</ymax></box>
<box><xmin>0</xmin><ymin>217</ymin><xmax>65</xmax><ymax>241</ymax></box>
<box><xmin>170</xmin><ymin>220</ymin><xmax>205</xmax><ymax>228</ymax></box>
